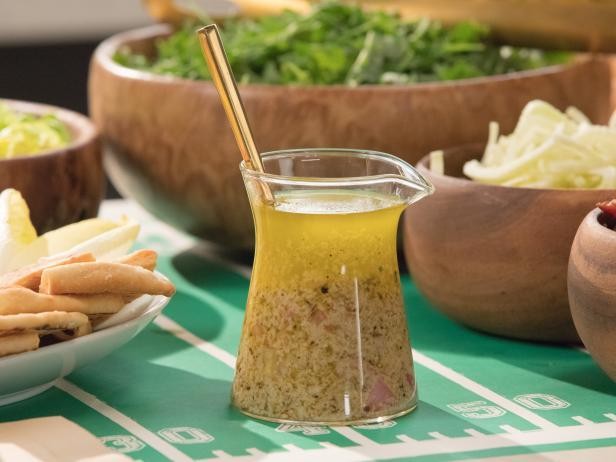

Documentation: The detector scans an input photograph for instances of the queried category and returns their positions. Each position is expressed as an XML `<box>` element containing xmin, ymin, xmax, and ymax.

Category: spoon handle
<box><xmin>198</xmin><ymin>25</ymin><xmax>265</xmax><ymax>173</ymax></box>
<box><xmin>198</xmin><ymin>24</ymin><xmax>274</xmax><ymax>204</ymax></box>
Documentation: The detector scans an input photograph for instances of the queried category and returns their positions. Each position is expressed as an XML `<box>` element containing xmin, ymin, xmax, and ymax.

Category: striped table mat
<box><xmin>1</xmin><ymin>200</ymin><xmax>615</xmax><ymax>462</ymax></box>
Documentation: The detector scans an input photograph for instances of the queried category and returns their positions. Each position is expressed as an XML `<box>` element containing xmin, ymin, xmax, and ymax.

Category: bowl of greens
<box><xmin>0</xmin><ymin>100</ymin><xmax>104</xmax><ymax>234</ymax></box>
<box><xmin>89</xmin><ymin>2</ymin><xmax>612</xmax><ymax>249</ymax></box>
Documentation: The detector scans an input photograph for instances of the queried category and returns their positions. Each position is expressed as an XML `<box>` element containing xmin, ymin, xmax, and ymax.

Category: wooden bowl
<box><xmin>569</xmin><ymin>208</ymin><xmax>616</xmax><ymax>379</ymax></box>
<box><xmin>89</xmin><ymin>25</ymin><xmax>613</xmax><ymax>249</ymax></box>
<box><xmin>0</xmin><ymin>100</ymin><xmax>104</xmax><ymax>233</ymax></box>
<box><xmin>403</xmin><ymin>145</ymin><xmax>616</xmax><ymax>343</ymax></box>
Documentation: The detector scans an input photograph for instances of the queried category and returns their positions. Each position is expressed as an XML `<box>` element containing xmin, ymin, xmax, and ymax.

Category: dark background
<box><xmin>0</xmin><ymin>40</ymin><xmax>119</xmax><ymax>197</ymax></box>
<box><xmin>0</xmin><ymin>41</ymin><xmax>97</xmax><ymax>115</ymax></box>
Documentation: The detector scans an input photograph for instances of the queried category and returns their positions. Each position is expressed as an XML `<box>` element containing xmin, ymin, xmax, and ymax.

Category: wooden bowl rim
<box><xmin>0</xmin><ymin>99</ymin><xmax>98</xmax><ymax>164</ymax></box>
<box><xmin>416</xmin><ymin>143</ymin><xmax>616</xmax><ymax>194</ymax></box>
<box><xmin>94</xmin><ymin>24</ymin><xmax>583</xmax><ymax>92</ymax></box>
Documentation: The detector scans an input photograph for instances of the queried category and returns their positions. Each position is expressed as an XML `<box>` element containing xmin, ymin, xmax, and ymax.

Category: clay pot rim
<box><xmin>95</xmin><ymin>23</ymin><xmax>581</xmax><ymax>92</ymax></box>
<box><xmin>0</xmin><ymin>99</ymin><xmax>98</xmax><ymax>165</ymax></box>
<box><xmin>416</xmin><ymin>143</ymin><xmax>616</xmax><ymax>195</ymax></box>
<box><xmin>586</xmin><ymin>207</ymin><xmax>616</xmax><ymax>239</ymax></box>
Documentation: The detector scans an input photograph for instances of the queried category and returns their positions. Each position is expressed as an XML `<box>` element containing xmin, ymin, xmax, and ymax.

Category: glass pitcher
<box><xmin>232</xmin><ymin>149</ymin><xmax>434</xmax><ymax>425</ymax></box>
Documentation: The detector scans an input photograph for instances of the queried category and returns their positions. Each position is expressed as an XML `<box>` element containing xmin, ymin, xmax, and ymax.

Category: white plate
<box><xmin>0</xmin><ymin>294</ymin><xmax>170</xmax><ymax>406</ymax></box>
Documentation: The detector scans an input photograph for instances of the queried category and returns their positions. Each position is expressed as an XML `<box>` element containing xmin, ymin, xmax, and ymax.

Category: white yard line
<box><xmin>464</xmin><ymin>429</ymin><xmax>485</xmax><ymax>437</ymax></box>
<box><xmin>412</xmin><ymin>350</ymin><xmax>558</xmax><ymax>430</ymax></box>
<box><xmin>395</xmin><ymin>435</ymin><xmax>416</xmax><ymax>443</ymax></box>
<box><xmin>500</xmin><ymin>425</ymin><xmax>521</xmax><ymax>433</ymax></box>
<box><xmin>154</xmin><ymin>315</ymin><xmax>236</xmax><ymax>369</ymax></box>
<box><xmin>56</xmin><ymin>379</ymin><xmax>193</xmax><ymax>462</ymax></box>
<box><xmin>427</xmin><ymin>431</ymin><xmax>449</xmax><ymax>439</ymax></box>
<box><xmin>196</xmin><ymin>421</ymin><xmax>616</xmax><ymax>462</ymax></box>
<box><xmin>466</xmin><ymin>446</ymin><xmax>616</xmax><ymax>462</ymax></box>
<box><xmin>572</xmin><ymin>416</ymin><xmax>594</xmax><ymax>425</ymax></box>
<box><xmin>331</xmin><ymin>427</ymin><xmax>380</xmax><ymax>447</ymax></box>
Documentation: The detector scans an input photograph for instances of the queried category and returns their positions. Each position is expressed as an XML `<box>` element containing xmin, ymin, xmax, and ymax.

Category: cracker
<box><xmin>0</xmin><ymin>252</ymin><xmax>95</xmax><ymax>291</ymax></box>
<box><xmin>116</xmin><ymin>249</ymin><xmax>158</xmax><ymax>271</ymax></box>
<box><xmin>0</xmin><ymin>311</ymin><xmax>90</xmax><ymax>336</ymax></box>
<box><xmin>0</xmin><ymin>332</ymin><xmax>40</xmax><ymax>357</ymax></box>
<box><xmin>39</xmin><ymin>262</ymin><xmax>175</xmax><ymax>297</ymax></box>
<box><xmin>0</xmin><ymin>287</ymin><xmax>127</xmax><ymax>316</ymax></box>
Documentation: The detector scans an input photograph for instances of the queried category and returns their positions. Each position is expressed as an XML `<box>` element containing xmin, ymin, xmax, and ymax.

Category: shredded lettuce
<box><xmin>0</xmin><ymin>103</ymin><xmax>71</xmax><ymax>159</ymax></box>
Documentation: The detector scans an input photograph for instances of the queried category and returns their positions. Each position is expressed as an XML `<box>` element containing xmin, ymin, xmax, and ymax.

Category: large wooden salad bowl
<box><xmin>89</xmin><ymin>25</ymin><xmax>612</xmax><ymax>249</ymax></box>
<box><xmin>403</xmin><ymin>145</ymin><xmax>616</xmax><ymax>343</ymax></box>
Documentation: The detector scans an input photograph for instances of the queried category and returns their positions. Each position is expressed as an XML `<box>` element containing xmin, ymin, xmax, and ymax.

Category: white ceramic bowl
<box><xmin>0</xmin><ymin>294</ymin><xmax>170</xmax><ymax>405</ymax></box>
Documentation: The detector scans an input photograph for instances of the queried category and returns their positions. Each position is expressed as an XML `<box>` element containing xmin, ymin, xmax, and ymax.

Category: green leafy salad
<box><xmin>0</xmin><ymin>103</ymin><xmax>71</xmax><ymax>159</ymax></box>
<box><xmin>114</xmin><ymin>1</ymin><xmax>569</xmax><ymax>86</ymax></box>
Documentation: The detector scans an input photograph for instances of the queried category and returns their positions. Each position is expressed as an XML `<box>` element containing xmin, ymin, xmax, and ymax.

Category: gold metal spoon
<box><xmin>197</xmin><ymin>24</ymin><xmax>274</xmax><ymax>202</ymax></box>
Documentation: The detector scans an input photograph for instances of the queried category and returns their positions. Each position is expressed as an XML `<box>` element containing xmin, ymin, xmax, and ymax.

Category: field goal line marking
<box><xmin>193</xmin><ymin>420</ymin><xmax>616</xmax><ymax>462</ymax></box>
<box><xmin>55</xmin><ymin>378</ymin><xmax>193</xmax><ymax>462</ymax></box>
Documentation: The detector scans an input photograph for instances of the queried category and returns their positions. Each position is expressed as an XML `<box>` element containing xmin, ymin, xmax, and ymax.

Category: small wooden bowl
<box><xmin>569</xmin><ymin>209</ymin><xmax>616</xmax><ymax>379</ymax></box>
<box><xmin>403</xmin><ymin>145</ymin><xmax>616</xmax><ymax>343</ymax></box>
<box><xmin>89</xmin><ymin>25</ymin><xmax>613</xmax><ymax>249</ymax></box>
<box><xmin>0</xmin><ymin>100</ymin><xmax>104</xmax><ymax>233</ymax></box>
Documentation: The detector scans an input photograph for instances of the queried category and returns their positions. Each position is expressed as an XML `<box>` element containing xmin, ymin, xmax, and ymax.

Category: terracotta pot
<box><xmin>403</xmin><ymin>145</ymin><xmax>615</xmax><ymax>343</ymax></box>
<box><xmin>89</xmin><ymin>25</ymin><xmax>613</xmax><ymax>249</ymax></box>
<box><xmin>0</xmin><ymin>99</ymin><xmax>104</xmax><ymax>233</ymax></box>
<box><xmin>569</xmin><ymin>208</ymin><xmax>616</xmax><ymax>380</ymax></box>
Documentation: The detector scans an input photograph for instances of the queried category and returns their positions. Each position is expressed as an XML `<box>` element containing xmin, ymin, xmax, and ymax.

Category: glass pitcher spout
<box><xmin>385</xmin><ymin>169</ymin><xmax>434</xmax><ymax>205</ymax></box>
<box><xmin>240</xmin><ymin>148</ymin><xmax>435</xmax><ymax>210</ymax></box>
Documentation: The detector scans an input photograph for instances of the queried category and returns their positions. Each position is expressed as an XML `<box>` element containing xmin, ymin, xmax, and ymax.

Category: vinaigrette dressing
<box><xmin>232</xmin><ymin>190</ymin><xmax>417</xmax><ymax>424</ymax></box>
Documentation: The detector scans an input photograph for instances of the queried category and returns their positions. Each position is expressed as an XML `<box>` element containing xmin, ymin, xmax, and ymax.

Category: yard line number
<box><xmin>101</xmin><ymin>427</ymin><xmax>214</xmax><ymax>453</ymax></box>
<box><xmin>449</xmin><ymin>394</ymin><xmax>570</xmax><ymax>419</ymax></box>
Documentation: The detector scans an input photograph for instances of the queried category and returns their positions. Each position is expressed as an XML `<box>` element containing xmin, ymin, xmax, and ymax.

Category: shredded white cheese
<box><xmin>462</xmin><ymin>100</ymin><xmax>616</xmax><ymax>189</ymax></box>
